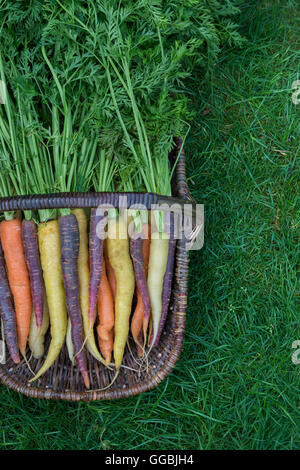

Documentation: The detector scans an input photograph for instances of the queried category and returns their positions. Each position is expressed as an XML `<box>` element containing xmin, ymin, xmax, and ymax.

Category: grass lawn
<box><xmin>0</xmin><ymin>0</ymin><xmax>299</xmax><ymax>450</ymax></box>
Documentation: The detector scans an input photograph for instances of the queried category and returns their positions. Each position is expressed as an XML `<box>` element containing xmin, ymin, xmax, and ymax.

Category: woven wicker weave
<box><xmin>0</xmin><ymin>138</ymin><xmax>194</xmax><ymax>401</ymax></box>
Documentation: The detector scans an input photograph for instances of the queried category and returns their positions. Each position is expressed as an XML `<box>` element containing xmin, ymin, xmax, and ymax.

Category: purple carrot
<box><xmin>0</xmin><ymin>238</ymin><xmax>20</xmax><ymax>364</ymax></box>
<box><xmin>22</xmin><ymin>219</ymin><xmax>44</xmax><ymax>330</ymax></box>
<box><xmin>88</xmin><ymin>208</ymin><xmax>104</xmax><ymax>326</ymax></box>
<box><xmin>130</xmin><ymin>228</ymin><xmax>151</xmax><ymax>344</ymax></box>
<box><xmin>58</xmin><ymin>214</ymin><xmax>90</xmax><ymax>389</ymax></box>
<box><xmin>152</xmin><ymin>213</ymin><xmax>176</xmax><ymax>348</ymax></box>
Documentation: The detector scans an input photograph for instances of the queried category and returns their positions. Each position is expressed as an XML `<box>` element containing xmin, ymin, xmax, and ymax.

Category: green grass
<box><xmin>0</xmin><ymin>0</ymin><xmax>299</xmax><ymax>450</ymax></box>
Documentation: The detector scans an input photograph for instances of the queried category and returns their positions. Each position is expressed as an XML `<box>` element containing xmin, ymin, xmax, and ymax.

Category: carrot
<box><xmin>130</xmin><ymin>221</ymin><xmax>151</xmax><ymax>348</ymax></box>
<box><xmin>58</xmin><ymin>214</ymin><xmax>90</xmax><ymax>389</ymax></box>
<box><xmin>141</xmin><ymin>224</ymin><xmax>151</xmax><ymax>338</ymax></box>
<box><xmin>147</xmin><ymin>316</ymin><xmax>153</xmax><ymax>348</ymax></box>
<box><xmin>88</xmin><ymin>208</ymin><xmax>105</xmax><ymax>327</ymax></box>
<box><xmin>104</xmin><ymin>244</ymin><xmax>116</xmax><ymax>299</ymax></box>
<box><xmin>97</xmin><ymin>250</ymin><xmax>114</xmax><ymax>365</ymax></box>
<box><xmin>147</xmin><ymin>230</ymin><xmax>169</xmax><ymax>348</ymax></box>
<box><xmin>131</xmin><ymin>294</ymin><xmax>145</xmax><ymax>348</ymax></box>
<box><xmin>107</xmin><ymin>212</ymin><xmax>135</xmax><ymax>370</ymax></box>
<box><xmin>66</xmin><ymin>317</ymin><xmax>74</xmax><ymax>363</ymax></box>
<box><xmin>148</xmin><ymin>316</ymin><xmax>153</xmax><ymax>346</ymax></box>
<box><xmin>152</xmin><ymin>213</ymin><xmax>176</xmax><ymax>347</ymax></box>
<box><xmin>0</xmin><ymin>219</ymin><xmax>32</xmax><ymax>357</ymax></box>
<box><xmin>29</xmin><ymin>294</ymin><xmax>50</xmax><ymax>359</ymax></box>
<box><xmin>136</xmin><ymin>333</ymin><xmax>144</xmax><ymax>358</ymax></box>
<box><xmin>0</xmin><ymin>237</ymin><xmax>20</xmax><ymax>364</ymax></box>
<box><xmin>30</xmin><ymin>220</ymin><xmax>67</xmax><ymax>383</ymax></box>
<box><xmin>72</xmin><ymin>209</ymin><xmax>107</xmax><ymax>365</ymax></box>
<box><xmin>22</xmin><ymin>219</ymin><xmax>44</xmax><ymax>331</ymax></box>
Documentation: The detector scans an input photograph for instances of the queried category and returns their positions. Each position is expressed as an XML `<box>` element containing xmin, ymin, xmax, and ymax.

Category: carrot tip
<box><xmin>83</xmin><ymin>371</ymin><xmax>90</xmax><ymax>389</ymax></box>
<box><xmin>20</xmin><ymin>348</ymin><xmax>26</xmax><ymax>358</ymax></box>
<box><xmin>104</xmin><ymin>354</ymin><xmax>111</xmax><ymax>366</ymax></box>
<box><xmin>13</xmin><ymin>355</ymin><xmax>21</xmax><ymax>364</ymax></box>
<box><xmin>36</xmin><ymin>325</ymin><xmax>42</xmax><ymax>336</ymax></box>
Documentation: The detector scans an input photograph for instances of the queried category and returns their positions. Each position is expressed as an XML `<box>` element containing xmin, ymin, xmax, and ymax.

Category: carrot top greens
<box><xmin>0</xmin><ymin>0</ymin><xmax>244</xmax><ymax>197</ymax></box>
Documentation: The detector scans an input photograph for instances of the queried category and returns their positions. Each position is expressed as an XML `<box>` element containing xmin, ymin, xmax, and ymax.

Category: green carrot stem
<box><xmin>153</xmin><ymin>211</ymin><xmax>164</xmax><ymax>234</ymax></box>
<box><xmin>59</xmin><ymin>208</ymin><xmax>71</xmax><ymax>218</ymax></box>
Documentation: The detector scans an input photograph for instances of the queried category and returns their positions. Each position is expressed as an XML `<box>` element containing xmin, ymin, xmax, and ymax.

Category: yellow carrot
<box><xmin>29</xmin><ymin>293</ymin><xmax>50</xmax><ymax>359</ymax></box>
<box><xmin>66</xmin><ymin>317</ymin><xmax>74</xmax><ymax>364</ymax></box>
<box><xmin>72</xmin><ymin>209</ymin><xmax>107</xmax><ymax>365</ymax></box>
<box><xmin>107</xmin><ymin>212</ymin><xmax>135</xmax><ymax>370</ymax></box>
<box><xmin>30</xmin><ymin>220</ymin><xmax>67</xmax><ymax>382</ymax></box>
<box><xmin>147</xmin><ymin>232</ymin><xmax>169</xmax><ymax>347</ymax></box>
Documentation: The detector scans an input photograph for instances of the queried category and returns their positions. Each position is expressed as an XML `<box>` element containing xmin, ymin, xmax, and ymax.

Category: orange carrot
<box><xmin>131</xmin><ymin>293</ymin><xmax>145</xmax><ymax>347</ymax></box>
<box><xmin>141</xmin><ymin>224</ymin><xmax>151</xmax><ymax>338</ymax></box>
<box><xmin>97</xmin><ymin>251</ymin><xmax>114</xmax><ymax>365</ymax></box>
<box><xmin>104</xmin><ymin>243</ymin><xmax>116</xmax><ymax>299</ymax></box>
<box><xmin>132</xmin><ymin>297</ymin><xmax>145</xmax><ymax>358</ymax></box>
<box><xmin>0</xmin><ymin>219</ymin><xmax>32</xmax><ymax>356</ymax></box>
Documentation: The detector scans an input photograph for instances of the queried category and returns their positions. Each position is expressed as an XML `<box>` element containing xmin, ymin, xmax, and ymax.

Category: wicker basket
<box><xmin>0</xmin><ymin>139</ymin><xmax>195</xmax><ymax>401</ymax></box>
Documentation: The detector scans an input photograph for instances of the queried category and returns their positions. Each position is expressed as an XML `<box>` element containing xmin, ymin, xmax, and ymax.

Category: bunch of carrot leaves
<box><xmin>0</xmin><ymin>0</ymin><xmax>244</xmax><ymax>195</ymax></box>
